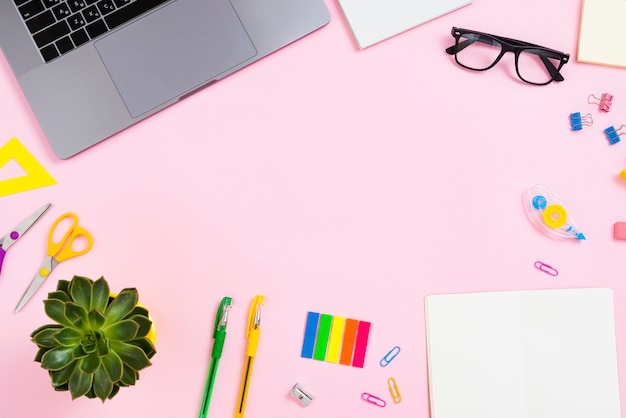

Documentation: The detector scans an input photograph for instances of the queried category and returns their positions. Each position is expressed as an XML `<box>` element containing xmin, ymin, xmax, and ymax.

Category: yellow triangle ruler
<box><xmin>0</xmin><ymin>137</ymin><xmax>56</xmax><ymax>197</ymax></box>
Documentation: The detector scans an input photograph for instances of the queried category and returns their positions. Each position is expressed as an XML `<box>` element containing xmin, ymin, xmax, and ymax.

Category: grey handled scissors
<box><xmin>0</xmin><ymin>203</ymin><xmax>51</xmax><ymax>277</ymax></box>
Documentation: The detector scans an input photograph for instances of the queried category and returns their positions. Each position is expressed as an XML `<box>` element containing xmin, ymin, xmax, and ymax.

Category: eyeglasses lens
<box><xmin>455</xmin><ymin>33</ymin><xmax>502</xmax><ymax>70</ymax></box>
<box><xmin>517</xmin><ymin>49</ymin><xmax>562</xmax><ymax>85</ymax></box>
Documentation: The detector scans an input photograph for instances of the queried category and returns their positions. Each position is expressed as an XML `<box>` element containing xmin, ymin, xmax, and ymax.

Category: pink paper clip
<box><xmin>534</xmin><ymin>261</ymin><xmax>558</xmax><ymax>276</ymax></box>
<box><xmin>361</xmin><ymin>392</ymin><xmax>386</xmax><ymax>407</ymax></box>
<box><xmin>588</xmin><ymin>93</ymin><xmax>613</xmax><ymax>112</ymax></box>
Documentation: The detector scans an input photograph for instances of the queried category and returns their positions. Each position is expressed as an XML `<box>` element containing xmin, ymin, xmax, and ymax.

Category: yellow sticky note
<box><xmin>578</xmin><ymin>0</ymin><xmax>626</xmax><ymax>68</ymax></box>
<box><xmin>326</xmin><ymin>316</ymin><xmax>346</xmax><ymax>363</ymax></box>
<box><xmin>0</xmin><ymin>137</ymin><xmax>56</xmax><ymax>197</ymax></box>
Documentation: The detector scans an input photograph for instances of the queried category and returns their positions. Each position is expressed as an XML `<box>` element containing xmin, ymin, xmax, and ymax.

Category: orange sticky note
<box><xmin>339</xmin><ymin>319</ymin><xmax>359</xmax><ymax>366</ymax></box>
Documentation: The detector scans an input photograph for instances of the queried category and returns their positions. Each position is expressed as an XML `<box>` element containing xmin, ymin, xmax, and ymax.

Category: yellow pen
<box><xmin>235</xmin><ymin>295</ymin><xmax>264</xmax><ymax>418</ymax></box>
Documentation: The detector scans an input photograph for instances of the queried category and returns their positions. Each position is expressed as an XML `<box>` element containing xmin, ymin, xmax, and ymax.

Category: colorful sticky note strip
<box><xmin>301</xmin><ymin>311</ymin><xmax>371</xmax><ymax>368</ymax></box>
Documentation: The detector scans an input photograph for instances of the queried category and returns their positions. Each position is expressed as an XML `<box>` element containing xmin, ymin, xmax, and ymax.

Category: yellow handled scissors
<box><xmin>15</xmin><ymin>213</ymin><xmax>93</xmax><ymax>312</ymax></box>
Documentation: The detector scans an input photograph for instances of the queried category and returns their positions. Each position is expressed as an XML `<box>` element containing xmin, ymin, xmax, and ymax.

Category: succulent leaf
<box><xmin>108</xmin><ymin>384</ymin><xmax>120</xmax><ymax>399</ymax></box>
<box><xmin>101</xmin><ymin>351</ymin><xmax>123</xmax><ymax>382</ymax></box>
<box><xmin>129</xmin><ymin>305</ymin><xmax>149</xmax><ymax>318</ymax></box>
<box><xmin>69</xmin><ymin>367</ymin><xmax>93</xmax><ymax>399</ymax></box>
<box><xmin>31</xmin><ymin>325</ymin><xmax>63</xmax><ymax>347</ymax></box>
<box><xmin>65</xmin><ymin>302</ymin><xmax>88</xmax><ymax>325</ymax></box>
<box><xmin>53</xmin><ymin>327</ymin><xmax>82</xmax><ymax>347</ymax></box>
<box><xmin>72</xmin><ymin>345</ymin><xmax>88</xmax><ymax>360</ymax></box>
<box><xmin>119</xmin><ymin>364</ymin><xmax>137</xmax><ymax>386</ymax></box>
<box><xmin>56</xmin><ymin>279</ymin><xmax>71</xmax><ymax>294</ymax></box>
<box><xmin>92</xmin><ymin>277</ymin><xmax>110</xmax><ymax>312</ymax></box>
<box><xmin>97</xmin><ymin>338</ymin><xmax>110</xmax><ymax>357</ymax></box>
<box><xmin>44</xmin><ymin>299</ymin><xmax>74</xmax><ymax>327</ymax></box>
<box><xmin>104</xmin><ymin>320</ymin><xmax>139</xmax><ymax>342</ymax></box>
<box><xmin>69</xmin><ymin>276</ymin><xmax>93</xmax><ymax>309</ymax></box>
<box><xmin>93</xmin><ymin>367</ymin><xmax>114</xmax><ymax>401</ymax></box>
<box><xmin>128</xmin><ymin>338</ymin><xmax>156</xmax><ymax>359</ymax></box>
<box><xmin>129</xmin><ymin>315</ymin><xmax>152</xmax><ymax>338</ymax></box>
<box><xmin>41</xmin><ymin>346</ymin><xmax>75</xmax><ymax>371</ymax></box>
<box><xmin>80</xmin><ymin>352</ymin><xmax>101</xmax><ymax>374</ymax></box>
<box><xmin>73</xmin><ymin>316</ymin><xmax>89</xmax><ymax>332</ymax></box>
<box><xmin>51</xmin><ymin>362</ymin><xmax>76</xmax><ymax>387</ymax></box>
<box><xmin>88</xmin><ymin>309</ymin><xmax>106</xmax><ymax>330</ymax></box>
<box><xmin>110</xmin><ymin>341</ymin><xmax>151</xmax><ymax>371</ymax></box>
<box><xmin>104</xmin><ymin>289</ymin><xmax>138</xmax><ymax>325</ymax></box>
<box><xmin>54</xmin><ymin>383</ymin><xmax>70</xmax><ymax>392</ymax></box>
<box><xmin>35</xmin><ymin>346</ymin><xmax>52</xmax><ymax>362</ymax></box>
<box><xmin>47</xmin><ymin>290</ymin><xmax>72</xmax><ymax>303</ymax></box>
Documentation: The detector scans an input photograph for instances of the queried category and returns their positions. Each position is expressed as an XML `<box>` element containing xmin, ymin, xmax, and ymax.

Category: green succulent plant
<box><xmin>30</xmin><ymin>275</ymin><xmax>156</xmax><ymax>401</ymax></box>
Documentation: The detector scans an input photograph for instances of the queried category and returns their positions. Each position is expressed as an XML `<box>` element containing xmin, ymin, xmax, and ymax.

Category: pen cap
<box><xmin>246</xmin><ymin>295</ymin><xmax>264</xmax><ymax>338</ymax></box>
<box><xmin>213</xmin><ymin>296</ymin><xmax>233</xmax><ymax>338</ymax></box>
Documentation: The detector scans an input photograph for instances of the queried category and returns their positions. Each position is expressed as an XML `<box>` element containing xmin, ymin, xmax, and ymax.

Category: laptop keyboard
<box><xmin>14</xmin><ymin>0</ymin><xmax>169</xmax><ymax>62</ymax></box>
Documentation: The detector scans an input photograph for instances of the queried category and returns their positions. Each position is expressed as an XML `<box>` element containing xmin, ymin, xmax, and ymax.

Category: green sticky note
<box><xmin>313</xmin><ymin>314</ymin><xmax>333</xmax><ymax>361</ymax></box>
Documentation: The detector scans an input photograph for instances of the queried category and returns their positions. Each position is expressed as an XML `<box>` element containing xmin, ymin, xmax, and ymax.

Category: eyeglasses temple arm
<box><xmin>539</xmin><ymin>54</ymin><xmax>564</xmax><ymax>81</ymax></box>
<box><xmin>445</xmin><ymin>38</ymin><xmax>475</xmax><ymax>55</ymax></box>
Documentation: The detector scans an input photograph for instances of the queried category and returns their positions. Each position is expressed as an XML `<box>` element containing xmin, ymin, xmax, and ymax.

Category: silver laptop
<box><xmin>0</xmin><ymin>0</ymin><xmax>330</xmax><ymax>159</ymax></box>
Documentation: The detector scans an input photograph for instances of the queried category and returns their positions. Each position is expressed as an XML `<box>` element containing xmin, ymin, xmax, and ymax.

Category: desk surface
<box><xmin>1</xmin><ymin>0</ymin><xmax>625</xmax><ymax>417</ymax></box>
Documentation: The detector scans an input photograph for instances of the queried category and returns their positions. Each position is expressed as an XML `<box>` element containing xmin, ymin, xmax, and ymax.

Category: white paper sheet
<box><xmin>425</xmin><ymin>288</ymin><xmax>622</xmax><ymax>418</ymax></box>
<box><xmin>337</xmin><ymin>0</ymin><xmax>472</xmax><ymax>49</ymax></box>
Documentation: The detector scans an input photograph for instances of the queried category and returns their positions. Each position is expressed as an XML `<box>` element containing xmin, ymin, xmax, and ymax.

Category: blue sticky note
<box><xmin>301</xmin><ymin>312</ymin><xmax>320</xmax><ymax>358</ymax></box>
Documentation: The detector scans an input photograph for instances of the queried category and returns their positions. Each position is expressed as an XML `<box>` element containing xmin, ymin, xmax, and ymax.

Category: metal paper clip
<box><xmin>290</xmin><ymin>383</ymin><xmax>314</xmax><ymax>407</ymax></box>
<box><xmin>361</xmin><ymin>392</ymin><xmax>386</xmax><ymax>407</ymax></box>
<box><xmin>388</xmin><ymin>377</ymin><xmax>402</xmax><ymax>404</ymax></box>
<box><xmin>569</xmin><ymin>112</ymin><xmax>593</xmax><ymax>131</ymax></box>
<box><xmin>534</xmin><ymin>261</ymin><xmax>558</xmax><ymax>277</ymax></box>
<box><xmin>604</xmin><ymin>124</ymin><xmax>626</xmax><ymax>145</ymax></box>
<box><xmin>588</xmin><ymin>93</ymin><xmax>613</xmax><ymax>112</ymax></box>
<box><xmin>380</xmin><ymin>346</ymin><xmax>401</xmax><ymax>367</ymax></box>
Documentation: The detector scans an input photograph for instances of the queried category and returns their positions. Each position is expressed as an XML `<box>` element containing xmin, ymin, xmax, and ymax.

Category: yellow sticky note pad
<box><xmin>0</xmin><ymin>137</ymin><xmax>56</xmax><ymax>197</ymax></box>
<box><xmin>326</xmin><ymin>316</ymin><xmax>346</xmax><ymax>363</ymax></box>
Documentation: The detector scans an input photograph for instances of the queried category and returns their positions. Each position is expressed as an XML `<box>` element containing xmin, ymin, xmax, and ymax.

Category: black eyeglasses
<box><xmin>445</xmin><ymin>27</ymin><xmax>570</xmax><ymax>85</ymax></box>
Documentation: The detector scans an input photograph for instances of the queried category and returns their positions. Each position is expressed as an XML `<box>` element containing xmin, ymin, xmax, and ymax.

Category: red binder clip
<box><xmin>588</xmin><ymin>93</ymin><xmax>613</xmax><ymax>112</ymax></box>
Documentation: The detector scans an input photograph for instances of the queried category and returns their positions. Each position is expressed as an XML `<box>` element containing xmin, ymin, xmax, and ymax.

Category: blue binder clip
<box><xmin>569</xmin><ymin>112</ymin><xmax>593</xmax><ymax>131</ymax></box>
<box><xmin>604</xmin><ymin>125</ymin><xmax>625</xmax><ymax>145</ymax></box>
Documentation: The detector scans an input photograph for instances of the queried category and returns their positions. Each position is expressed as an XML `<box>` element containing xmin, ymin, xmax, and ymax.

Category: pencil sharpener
<box><xmin>290</xmin><ymin>383</ymin><xmax>314</xmax><ymax>406</ymax></box>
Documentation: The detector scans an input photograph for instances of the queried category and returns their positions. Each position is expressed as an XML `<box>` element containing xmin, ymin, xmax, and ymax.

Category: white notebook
<box><xmin>578</xmin><ymin>0</ymin><xmax>626</xmax><ymax>68</ymax></box>
<box><xmin>337</xmin><ymin>0</ymin><xmax>472</xmax><ymax>49</ymax></box>
<box><xmin>425</xmin><ymin>288</ymin><xmax>622</xmax><ymax>418</ymax></box>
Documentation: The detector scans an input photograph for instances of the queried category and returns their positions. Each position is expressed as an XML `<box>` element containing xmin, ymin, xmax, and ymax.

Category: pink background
<box><xmin>1</xmin><ymin>0</ymin><xmax>626</xmax><ymax>417</ymax></box>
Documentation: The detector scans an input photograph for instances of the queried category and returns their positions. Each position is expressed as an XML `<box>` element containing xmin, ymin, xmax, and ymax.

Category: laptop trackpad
<box><xmin>95</xmin><ymin>0</ymin><xmax>257</xmax><ymax>118</ymax></box>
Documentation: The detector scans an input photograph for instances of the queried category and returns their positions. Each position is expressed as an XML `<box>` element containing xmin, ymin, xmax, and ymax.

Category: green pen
<box><xmin>199</xmin><ymin>297</ymin><xmax>233</xmax><ymax>418</ymax></box>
